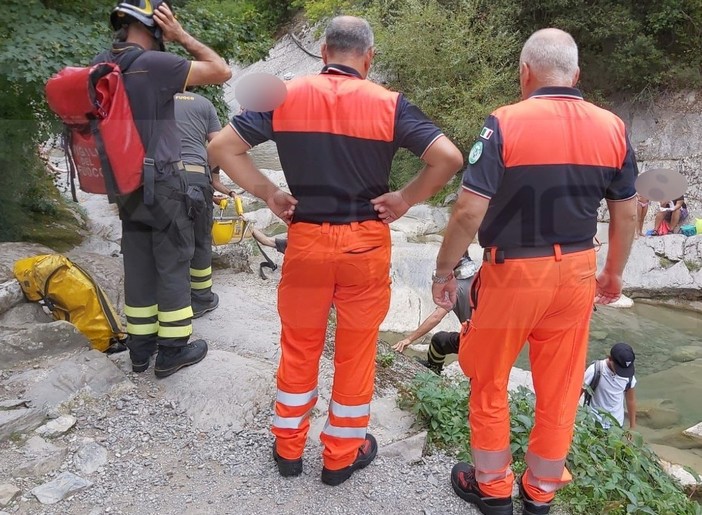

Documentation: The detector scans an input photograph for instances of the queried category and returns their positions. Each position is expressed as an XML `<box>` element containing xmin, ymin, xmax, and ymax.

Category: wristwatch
<box><xmin>227</xmin><ymin>190</ymin><xmax>235</xmax><ymax>197</ymax></box>
<box><xmin>431</xmin><ymin>270</ymin><xmax>454</xmax><ymax>284</ymax></box>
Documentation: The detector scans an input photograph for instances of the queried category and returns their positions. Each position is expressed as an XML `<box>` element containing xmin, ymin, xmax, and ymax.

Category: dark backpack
<box><xmin>583</xmin><ymin>360</ymin><xmax>633</xmax><ymax>406</ymax></box>
<box><xmin>45</xmin><ymin>50</ymin><xmax>157</xmax><ymax>205</ymax></box>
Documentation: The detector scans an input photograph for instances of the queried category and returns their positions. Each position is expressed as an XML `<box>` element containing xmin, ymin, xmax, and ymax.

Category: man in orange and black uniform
<box><xmin>96</xmin><ymin>0</ymin><xmax>231</xmax><ymax>377</ymax></box>
<box><xmin>209</xmin><ymin>16</ymin><xmax>463</xmax><ymax>486</ymax></box>
<box><xmin>432</xmin><ymin>29</ymin><xmax>637</xmax><ymax>515</ymax></box>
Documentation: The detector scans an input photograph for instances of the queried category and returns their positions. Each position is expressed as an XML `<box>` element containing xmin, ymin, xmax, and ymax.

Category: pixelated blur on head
<box><xmin>235</xmin><ymin>73</ymin><xmax>288</xmax><ymax>112</ymax></box>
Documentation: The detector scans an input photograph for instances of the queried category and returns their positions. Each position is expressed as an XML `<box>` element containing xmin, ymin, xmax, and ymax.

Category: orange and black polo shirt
<box><xmin>230</xmin><ymin>64</ymin><xmax>443</xmax><ymax>224</ymax></box>
<box><xmin>462</xmin><ymin>86</ymin><xmax>638</xmax><ymax>249</ymax></box>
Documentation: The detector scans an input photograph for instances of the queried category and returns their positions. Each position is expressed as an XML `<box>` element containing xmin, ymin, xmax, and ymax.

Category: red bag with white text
<box><xmin>45</xmin><ymin>51</ymin><xmax>146</xmax><ymax>203</ymax></box>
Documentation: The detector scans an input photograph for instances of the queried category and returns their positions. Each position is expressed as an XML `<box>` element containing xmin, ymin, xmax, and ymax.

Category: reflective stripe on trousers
<box><xmin>190</xmin><ymin>266</ymin><xmax>213</xmax><ymax>290</ymax></box>
<box><xmin>272</xmin><ymin>387</ymin><xmax>318</xmax><ymax>435</ymax></box>
<box><xmin>458</xmin><ymin>249</ymin><xmax>596</xmax><ymax>501</ymax></box>
<box><xmin>320</xmin><ymin>400</ymin><xmax>371</xmax><ymax>440</ymax></box>
<box><xmin>274</xmin><ymin>221</ymin><xmax>391</xmax><ymax>469</ymax></box>
<box><xmin>125</xmin><ymin>304</ymin><xmax>158</xmax><ymax>336</ymax></box>
<box><xmin>158</xmin><ymin>306</ymin><xmax>193</xmax><ymax>339</ymax></box>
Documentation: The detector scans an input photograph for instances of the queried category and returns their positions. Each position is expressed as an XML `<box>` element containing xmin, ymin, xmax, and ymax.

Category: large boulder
<box><xmin>388</xmin><ymin>204</ymin><xmax>450</xmax><ymax>240</ymax></box>
<box><xmin>0</xmin><ymin>321</ymin><xmax>90</xmax><ymax>370</ymax></box>
<box><xmin>0</xmin><ymin>406</ymin><xmax>45</xmax><ymax>442</ymax></box>
<box><xmin>635</xmin><ymin>399</ymin><xmax>682</xmax><ymax>429</ymax></box>
<box><xmin>0</xmin><ymin>280</ymin><xmax>24</xmax><ymax>316</ymax></box>
<box><xmin>19</xmin><ymin>350</ymin><xmax>132</xmax><ymax>410</ymax></box>
<box><xmin>158</xmin><ymin>350</ymin><xmax>275</xmax><ymax>432</ymax></box>
<box><xmin>0</xmin><ymin>243</ymin><xmax>55</xmax><ymax>279</ymax></box>
<box><xmin>381</xmin><ymin>241</ymin><xmax>483</xmax><ymax>333</ymax></box>
<box><xmin>683</xmin><ymin>422</ymin><xmax>702</xmax><ymax>444</ymax></box>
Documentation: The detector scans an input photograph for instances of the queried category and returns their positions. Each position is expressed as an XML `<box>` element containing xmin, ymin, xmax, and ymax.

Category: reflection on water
<box><xmin>381</xmin><ymin>302</ymin><xmax>702</xmax><ymax>472</ymax></box>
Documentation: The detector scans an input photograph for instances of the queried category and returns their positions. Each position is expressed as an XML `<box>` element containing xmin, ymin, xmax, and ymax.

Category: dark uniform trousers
<box><xmin>429</xmin><ymin>331</ymin><xmax>461</xmax><ymax>365</ymax></box>
<box><xmin>118</xmin><ymin>170</ymin><xmax>194</xmax><ymax>351</ymax></box>
<box><xmin>186</xmin><ymin>169</ymin><xmax>215</xmax><ymax>305</ymax></box>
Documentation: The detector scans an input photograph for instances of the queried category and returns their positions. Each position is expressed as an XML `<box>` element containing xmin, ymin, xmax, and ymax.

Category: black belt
<box><xmin>483</xmin><ymin>240</ymin><xmax>593</xmax><ymax>264</ymax></box>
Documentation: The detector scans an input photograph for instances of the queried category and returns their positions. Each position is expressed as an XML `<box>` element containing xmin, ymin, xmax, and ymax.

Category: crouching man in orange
<box><xmin>208</xmin><ymin>15</ymin><xmax>463</xmax><ymax>485</ymax></box>
<box><xmin>432</xmin><ymin>29</ymin><xmax>637</xmax><ymax>514</ymax></box>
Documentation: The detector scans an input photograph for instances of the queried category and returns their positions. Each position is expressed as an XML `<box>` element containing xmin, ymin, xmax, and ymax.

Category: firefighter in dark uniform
<box><xmin>174</xmin><ymin>91</ymin><xmax>222</xmax><ymax>317</ymax></box>
<box><xmin>97</xmin><ymin>0</ymin><xmax>231</xmax><ymax>377</ymax></box>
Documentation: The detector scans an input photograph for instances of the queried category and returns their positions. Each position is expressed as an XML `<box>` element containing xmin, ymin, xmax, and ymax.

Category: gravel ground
<box><xmin>0</xmin><ymin>369</ymin><xmax>489</xmax><ymax>515</ymax></box>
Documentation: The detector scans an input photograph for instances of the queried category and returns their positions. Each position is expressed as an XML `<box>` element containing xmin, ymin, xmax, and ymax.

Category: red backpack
<box><xmin>45</xmin><ymin>50</ymin><xmax>155</xmax><ymax>204</ymax></box>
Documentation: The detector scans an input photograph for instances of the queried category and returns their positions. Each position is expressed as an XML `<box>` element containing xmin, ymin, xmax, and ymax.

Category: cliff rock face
<box><xmin>598</xmin><ymin>91</ymin><xmax>701</xmax><ymax>223</ymax></box>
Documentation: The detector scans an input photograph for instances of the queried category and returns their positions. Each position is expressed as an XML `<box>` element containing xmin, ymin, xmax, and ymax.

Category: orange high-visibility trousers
<box><xmin>458</xmin><ymin>248</ymin><xmax>596</xmax><ymax>502</ymax></box>
<box><xmin>272</xmin><ymin>220</ymin><xmax>391</xmax><ymax>470</ymax></box>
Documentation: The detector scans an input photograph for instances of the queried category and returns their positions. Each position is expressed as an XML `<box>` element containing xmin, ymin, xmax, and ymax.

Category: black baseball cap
<box><xmin>610</xmin><ymin>342</ymin><xmax>635</xmax><ymax>378</ymax></box>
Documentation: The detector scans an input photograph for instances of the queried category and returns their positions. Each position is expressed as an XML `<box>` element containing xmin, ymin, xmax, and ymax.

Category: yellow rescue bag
<box><xmin>13</xmin><ymin>254</ymin><xmax>126</xmax><ymax>352</ymax></box>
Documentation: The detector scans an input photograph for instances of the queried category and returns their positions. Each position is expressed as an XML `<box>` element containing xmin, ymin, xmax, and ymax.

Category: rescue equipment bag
<box><xmin>13</xmin><ymin>255</ymin><xmax>126</xmax><ymax>353</ymax></box>
<box><xmin>44</xmin><ymin>50</ymin><xmax>156</xmax><ymax>204</ymax></box>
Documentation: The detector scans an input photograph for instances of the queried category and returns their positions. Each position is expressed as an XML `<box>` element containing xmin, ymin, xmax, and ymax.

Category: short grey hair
<box><xmin>520</xmin><ymin>28</ymin><xmax>578</xmax><ymax>83</ymax></box>
<box><xmin>324</xmin><ymin>16</ymin><xmax>374</xmax><ymax>56</ymax></box>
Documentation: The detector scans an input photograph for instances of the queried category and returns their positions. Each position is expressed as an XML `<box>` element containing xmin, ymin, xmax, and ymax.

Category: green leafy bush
<box><xmin>0</xmin><ymin>0</ymin><xmax>291</xmax><ymax>243</ymax></box>
<box><xmin>402</xmin><ymin>373</ymin><xmax>702</xmax><ymax>514</ymax></box>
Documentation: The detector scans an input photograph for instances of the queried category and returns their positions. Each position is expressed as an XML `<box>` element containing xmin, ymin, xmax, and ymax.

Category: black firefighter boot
<box><xmin>154</xmin><ymin>339</ymin><xmax>208</xmax><ymax>378</ymax></box>
<box><xmin>126</xmin><ymin>335</ymin><xmax>157</xmax><ymax>373</ymax></box>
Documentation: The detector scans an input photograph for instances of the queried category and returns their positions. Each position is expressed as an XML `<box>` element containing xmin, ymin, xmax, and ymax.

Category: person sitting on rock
<box><xmin>392</xmin><ymin>253</ymin><xmax>477</xmax><ymax>374</ymax></box>
<box><xmin>582</xmin><ymin>342</ymin><xmax>637</xmax><ymax>430</ymax></box>
<box><xmin>653</xmin><ymin>196</ymin><xmax>688</xmax><ymax>235</ymax></box>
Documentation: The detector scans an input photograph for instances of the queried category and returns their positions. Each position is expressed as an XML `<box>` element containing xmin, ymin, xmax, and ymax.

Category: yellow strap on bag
<box><xmin>13</xmin><ymin>254</ymin><xmax>126</xmax><ymax>352</ymax></box>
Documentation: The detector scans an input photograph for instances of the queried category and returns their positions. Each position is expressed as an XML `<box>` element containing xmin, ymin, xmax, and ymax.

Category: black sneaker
<box><xmin>272</xmin><ymin>443</ymin><xmax>303</xmax><ymax>477</ymax></box>
<box><xmin>415</xmin><ymin>357</ymin><xmax>443</xmax><ymax>375</ymax></box>
<box><xmin>192</xmin><ymin>293</ymin><xmax>219</xmax><ymax>319</ymax></box>
<box><xmin>450</xmin><ymin>462</ymin><xmax>514</xmax><ymax>515</ymax></box>
<box><xmin>518</xmin><ymin>475</ymin><xmax>551</xmax><ymax>515</ymax></box>
<box><xmin>154</xmin><ymin>339</ymin><xmax>208</xmax><ymax>378</ymax></box>
<box><xmin>321</xmin><ymin>433</ymin><xmax>377</xmax><ymax>486</ymax></box>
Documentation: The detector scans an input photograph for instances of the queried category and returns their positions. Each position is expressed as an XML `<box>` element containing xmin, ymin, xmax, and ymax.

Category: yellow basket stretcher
<box><xmin>211</xmin><ymin>196</ymin><xmax>249</xmax><ymax>246</ymax></box>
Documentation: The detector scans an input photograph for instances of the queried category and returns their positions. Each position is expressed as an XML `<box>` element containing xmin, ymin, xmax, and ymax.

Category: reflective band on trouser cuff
<box><xmin>272</xmin><ymin>409</ymin><xmax>312</xmax><ymax>430</ymax></box>
<box><xmin>329</xmin><ymin>400</ymin><xmax>370</xmax><ymax>418</ymax></box>
<box><xmin>158</xmin><ymin>324</ymin><xmax>192</xmax><ymax>338</ymax></box>
<box><xmin>158</xmin><ymin>306</ymin><xmax>194</xmax><ymax>323</ymax></box>
<box><xmin>276</xmin><ymin>388</ymin><xmax>318</xmax><ymax>407</ymax></box>
<box><xmin>190</xmin><ymin>266</ymin><xmax>212</xmax><ymax>278</ymax></box>
<box><xmin>428</xmin><ymin>345</ymin><xmax>445</xmax><ymax>362</ymax></box>
<box><xmin>191</xmin><ymin>279</ymin><xmax>213</xmax><ymax>290</ymax></box>
<box><xmin>321</xmin><ymin>420</ymin><xmax>367</xmax><ymax>440</ymax></box>
<box><xmin>124</xmin><ymin>304</ymin><xmax>158</xmax><ymax>318</ymax></box>
<box><xmin>472</xmin><ymin>447</ymin><xmax>513</xmax><ymax>483</ymax></box>
<box><xmin>125</xmin><ymin>304</ymin><xmax>159</xmax><ymax>336</ymax></box>
<box><xmin>525</xmin><ymin>451</ymin><xmax>570</xmax><ymax>494</ymax></box>
<box><xmin>126</xmin><ymin>322</ymin><xmax>159</xmax><ymax>335</ymax></box>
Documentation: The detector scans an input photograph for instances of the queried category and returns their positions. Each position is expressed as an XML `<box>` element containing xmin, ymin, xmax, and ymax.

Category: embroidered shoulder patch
<box><xmin>468</xmin><ymin>141</ymin><xmax>483</xmax><ymax>165</ymax></box>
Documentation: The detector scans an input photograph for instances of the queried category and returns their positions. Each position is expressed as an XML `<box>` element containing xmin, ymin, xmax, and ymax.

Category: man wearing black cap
<box><xmin>582</xmin><ymin>343</ymin><xmax>637</xmax><ymax>429</ymax></box>
<box><xmin>95</xmin><ymin>1</ymin><xmax>231</xmax><ymax>377</ymax></box>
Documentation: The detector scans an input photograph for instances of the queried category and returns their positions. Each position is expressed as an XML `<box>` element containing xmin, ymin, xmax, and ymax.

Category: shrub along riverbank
<box><xmin>401</xmin><ymin>373</ymin><xmax>701</xmax><ymax>514</ymax></box>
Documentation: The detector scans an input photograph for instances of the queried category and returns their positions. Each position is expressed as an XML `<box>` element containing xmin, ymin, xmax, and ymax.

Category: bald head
<box><xmin>324</xmin><ymin>16</ymin><xmax>374</xmax><ymax>57</ymax></box>
<box><xmin>520</xmin><ymin>28</ymin><xmax>579</xmax><ymax>86</ymax></box>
